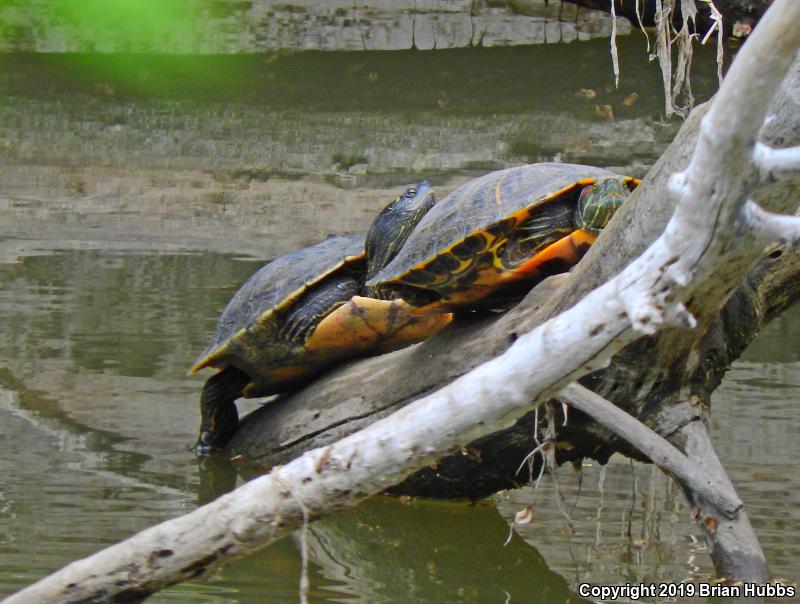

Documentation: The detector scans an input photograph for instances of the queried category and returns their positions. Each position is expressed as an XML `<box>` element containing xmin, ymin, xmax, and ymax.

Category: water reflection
<box><xmin>295</xmin><ymin>497</ymin><xmax>584</xmax><ymax>603</ymax></box>
<box><xmin>0</xmin><ymin>244</ymin><xmax>255</xmax><ymax>596</ymax></box>
<box><xmin>180</xmin><ymin>497</ymin><xmax>587</xmax><ymax>604</ymax></box>
<box><xmin>709</xmin><ymin>309</ymin><xmax>800</xmax><ymax>581</ymax></box>
<box><xmin>0</xmin><ymin>248</ymin><xmax>262</xmax><ymax>480</ymax></box>
<box><xmin>0</xmin><ymin>249</ymin><xmax>256</xmax><ymax>377</ymax></box>
<box><xmin>496</xmin><ymin>459</ymin><xmax>712</xmax><ymax>590</ymax></box>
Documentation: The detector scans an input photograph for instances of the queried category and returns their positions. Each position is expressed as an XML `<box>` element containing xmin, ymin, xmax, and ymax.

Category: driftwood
<box><xmin>3</xmin><ymin>2</ymin><xmax>799</xmax><ymax>600</ymax></box>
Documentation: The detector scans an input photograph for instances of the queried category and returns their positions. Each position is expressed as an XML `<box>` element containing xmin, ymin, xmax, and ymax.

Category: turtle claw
<box><xmin>194</xmin><ymin>429</ymin><xmax>228</xmax><ymax>456</ymax></box>
<box><xmin>193</xmin><ymin>434</ymin><xmax>217</xmax><ymax>456</ymax></box>
<box><xmin>194</xmin><ymin>441</ymin><xmax>215</xmax><ymax>456</ymax></box>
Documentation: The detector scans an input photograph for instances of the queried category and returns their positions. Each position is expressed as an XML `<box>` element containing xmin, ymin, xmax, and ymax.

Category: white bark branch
<box><xmin>753</xmin><ymin>141</ymin><xmax>800</xmax><ymax>180</ymax></box>
<box><xmin>743</xmin><ymin>200</ymin><xmax>800</xmax><ymax>246</ymax></box>
<box><xmin>674</xmin><ymin>419</ymin><xmax>769</xmax><ymax>580</ymax></box>
<box><xmin>4</xmin><ymin>0</ymin><xmax>800</xmax><ymax>601</ymax></box>
<box><xmin>556</xmin><ymin>383</ymin><xmax>742</xmax><ymax>517</ymax></box>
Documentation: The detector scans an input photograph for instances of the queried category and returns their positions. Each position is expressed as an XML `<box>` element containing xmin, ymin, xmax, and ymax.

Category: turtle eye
<box><xmin>406</xmin><ymin>187</ymin><xmax>417</xmax><ymax>197</ymax></box>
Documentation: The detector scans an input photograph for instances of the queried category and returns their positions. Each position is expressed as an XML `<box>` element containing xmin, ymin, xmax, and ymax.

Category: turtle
<box><xmin>366</xmin><ymin>162</ymin><xmax>639</xmax><ymax>313</ymax></box>
<box><xmin>191</xmin><ymin>183</ymin><xmax>451</xmax><ymax>452</ymax></box>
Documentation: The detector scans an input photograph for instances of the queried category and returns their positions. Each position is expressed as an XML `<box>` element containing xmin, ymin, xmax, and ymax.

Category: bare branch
<box><xmin>743</xmin><ymin>200</ymin><xmax>800</xmax><ymax>246</ymax></box>
<box><xmin>557</xmin><ymin>383</ymin><xmax>742</xmax><ymax>517</ymax></box>
<box><xmin>753</xmin><ymin>142</ymin><xmax>800</xmax><ymax>180</ymax></box>
<box><xmin>671</xmin><ymin>417</ymin><xmax>769</xmax><ymax>580</ymax></box>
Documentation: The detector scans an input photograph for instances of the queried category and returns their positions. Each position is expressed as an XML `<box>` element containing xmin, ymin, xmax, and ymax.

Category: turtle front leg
<box><xmin>196</xmin><ymin>366</ymin><xmax>251</xmax><ymax>454</ymax></box>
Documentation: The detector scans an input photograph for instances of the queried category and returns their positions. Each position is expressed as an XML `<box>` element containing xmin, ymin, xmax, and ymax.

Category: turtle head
<box><xmin>575</xmin><ymin>177</ymin><xmax>630</xmax><ymax>234</ymax></box>
<box><xmin>365</xmin><ymin>181</ymin><xmax>435</xmax><ymax>295</ymax></box>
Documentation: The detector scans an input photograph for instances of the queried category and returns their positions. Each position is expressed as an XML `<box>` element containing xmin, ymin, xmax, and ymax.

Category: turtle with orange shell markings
<box><xmin>193</xmin><ymin>165</ymin><xmax>637</xmax><ymax>452</ymax></box>
<box><xmin>367</xmin><ymin>163</ymin><xmax>638</xmax><ymax>313</ymax></box>
<box><xmin>191</xmin><ymin>183</ymin><xmax>451</xmax><ymax>453</ymax></box>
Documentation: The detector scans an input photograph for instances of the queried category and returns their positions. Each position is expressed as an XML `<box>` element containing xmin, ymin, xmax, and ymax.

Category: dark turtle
<box><xmin>366</xmin><ymin>162</ymin><xmax>638</xmax><ymax>312</ymax></box>
<box><xmin>191</xmin><ymin>184</ymin><xmax>450</xmax><ymax>452</ymax></box>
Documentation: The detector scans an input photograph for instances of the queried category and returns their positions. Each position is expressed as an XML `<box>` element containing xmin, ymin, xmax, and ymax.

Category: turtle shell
<box><xmin>191</xmin><ymin>234</ymin><xmax>365</xmax><ymax>380</ymax></box>
<box><xmin>367</xmin><ymin>162</ymin><xmax>637</xmax><ymax>309</ymax></box>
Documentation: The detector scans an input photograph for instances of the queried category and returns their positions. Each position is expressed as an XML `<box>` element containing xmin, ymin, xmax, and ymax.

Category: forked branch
<box><xmin>743</xmin><ymin>200</ymin><xmax>800</xmax><ymax>246</ymax></box>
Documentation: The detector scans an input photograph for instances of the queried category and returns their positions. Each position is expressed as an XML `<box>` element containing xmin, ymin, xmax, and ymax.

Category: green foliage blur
<box><xmin>56</xmin><ymin>0</ymin><xmax>199</xmax><ymax>51</ymax></box>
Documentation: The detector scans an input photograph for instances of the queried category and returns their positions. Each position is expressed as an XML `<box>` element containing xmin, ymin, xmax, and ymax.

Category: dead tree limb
<box><xmin>670</xmin><ymin>412</ymin><xmax>771</xmax><ymax>580</ymax></box>
<box><xmin>3</xmin><ymin>1</ymin><xmax>799</xmax><ymax>600</ymax></box>
<box><xmin>555</xmin><ymin>383</ymin><xmax>742</xmax><ymax>517</ymax></box>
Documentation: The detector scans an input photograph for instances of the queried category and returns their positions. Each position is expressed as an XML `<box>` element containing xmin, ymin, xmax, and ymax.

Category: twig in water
<box><xmin>626</xmin><ymin>458</ymin><xmax>637</xmax><ymax>539</ymax></box>
<box><xmin>610</xmin><ymin>0</ymin><xmax>620</xmax><ymax>88</ymax></box>
<box><xmin>296</xmin><ymin>494</ymin><xmax>311</xmax><ymax>604</ymax></box>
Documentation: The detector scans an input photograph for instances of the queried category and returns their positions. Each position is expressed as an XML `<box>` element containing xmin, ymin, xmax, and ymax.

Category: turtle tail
<box><xmin>195</xmin><ymin>365</ymin><xmax>251</xmax><ymax>454</ymax></box>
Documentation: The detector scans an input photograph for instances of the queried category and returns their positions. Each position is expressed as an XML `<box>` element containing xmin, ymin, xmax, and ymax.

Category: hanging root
<box><xmin>543</xmin><ymin>402</ymin><xmax>574</xmax><ymax>530</ymax></box>
<box><xmin>671</xmin><ymin>0</ymin><xmax>697</xmax><ymax>116</ymax></box>
<box><xmin>635</xmin><ymin>0</ymin><xmax>651</xmax><ymax>51</ymax></box>
<box><xmin>610</xmin><ymin>0</ymin><xmax>620</xmax><ymax>88</ymax></box>
<box><xmin>699</xmin><ymin>0</ymin><xmax>724</xmax><ymax>85</ymax></box>
<box><xmin>651</xmin><ymin>0</ymin><xmax>723</xmax><ymax>117</ymax></box>
<box><xmin>512</xmin><ymin>401</ymin><xmax>575</xmax><ymax>535</ymax></box>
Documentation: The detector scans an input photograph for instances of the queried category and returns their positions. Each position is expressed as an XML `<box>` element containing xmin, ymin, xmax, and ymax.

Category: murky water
<box><xmin>0</xmin><ymin>242</ymin><xmax>797</xmax><ymax>602</ymax></box>
<box><xmin>0</xmin><ymin>30</ymin><xmax>796</xmax><ymax>604</ymax></box>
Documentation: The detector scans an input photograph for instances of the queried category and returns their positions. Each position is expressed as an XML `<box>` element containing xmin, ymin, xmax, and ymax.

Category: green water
<box><xmin>0</xmin><ymin>40</ymin><xmax>718</xmax><ymax>115</ymax></box>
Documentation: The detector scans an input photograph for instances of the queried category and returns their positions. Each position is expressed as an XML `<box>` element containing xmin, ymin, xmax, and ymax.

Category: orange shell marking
<box><xmin>515</xmin><ymin>229</ymin><xmax>597</xmax><ymax>278</ymax></box>
<box><xmin>305</xmin><ymin>296</ymin><xmax>452</xmax><ymax>354</ymax></box>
